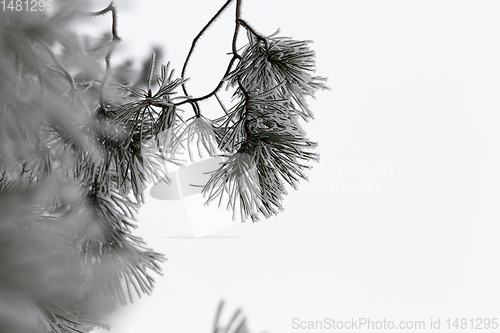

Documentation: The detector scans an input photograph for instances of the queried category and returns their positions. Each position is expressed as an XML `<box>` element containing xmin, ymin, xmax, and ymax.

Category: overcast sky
<box><xmin>89</xmin><ymin>1</ymin><xmax>500</xmax><ymax>332</ymax></box>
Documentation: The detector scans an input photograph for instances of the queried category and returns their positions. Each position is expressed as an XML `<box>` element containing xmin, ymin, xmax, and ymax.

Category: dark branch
<box><xmin>88</xmin><ymin>2</ymin><xmax>121</xmax><ymax>42</ymax></box>
<box><xmin>175</xmin><ymin>0</ymin><xmax>250</xmax><ymax>107</ymax></box>
<box><xmin>232</xmin><ymin>0</ymin><xmax>243</xmax><ymax>57</ymax></box>
<box><xmin>87</xmin><ymin>2</ymin><xmax>121</xmax><ymax>114</ymax></box>
<box><xmin>237</xmin><ymin>75</ymin><xmax>253</xmax><ymax>142</ymax></box>
<box><xmin>181</xmin><ymin>0</ymin><xmax>236</xmax><ymax>117</ymax></box>
<box><xmin>100</xmin><ymin>42</ymin><xmax>117</xmax><ymax>111</ymax></box>
<box><xmin>237</xmin><ymin>19</ymin><xmax>269</xmax><ymax>50</ymax></box>
<box><xmin>174</xmin><ymin>56</ymin><xmax>239</xmax><ymax>106</ymax></box>
<box><xmin>175</xmin><ymin>0</ymin><xmax>271</xmax><ymax>110</ymax></box>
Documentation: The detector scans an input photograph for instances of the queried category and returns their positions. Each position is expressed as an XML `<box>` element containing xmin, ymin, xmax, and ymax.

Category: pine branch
<box><xmin>1</xmin><ymin>0</ymin><xmax>327</xmax><ymax>330</ymax></box>
<box><xmin>201</xmin><ymin>29</ymin><xmax>327</xmax><ymax>221</ymax></box>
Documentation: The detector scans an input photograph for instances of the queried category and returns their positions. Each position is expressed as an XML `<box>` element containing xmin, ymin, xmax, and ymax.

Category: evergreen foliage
<box><xmin>0</xmin><ymin>0</ymin><xmax>327</xmax><ymax>332</ymax></box>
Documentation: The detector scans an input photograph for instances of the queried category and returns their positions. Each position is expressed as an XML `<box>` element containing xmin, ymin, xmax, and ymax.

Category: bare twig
<box><xmin>237</xmin><ymin>19</ymin><xmax>269</xmax><ymax>50</ymax></box>
<box><xmin>174</xmin><ymin>56</ymin><xmax>239</xmax><ymax>106</ymax></box>
<box><xmin>232</xmin><ymin>0</ymin><xmax>243</xmax><ymax>58</ymax></box>
<box><xmin>88</xmin><ymin>2</ymin><xmax>120</xmax><ymax>41</ymax></box>
<box><xmin>181</xmin><ymin>0</ymin><xmax>236</xmax><ymax>117</ymax></box>
<box><xmin>100</xmin><ymin>42</ymin><xmax>117</xmax><ymax>111</ymax></box>
<box><xmin>176</xmin><ymin>0</ymin><xmax>269</xmax><ymax>110</ymax></box>
<box><xmin>88</xmin><ymin>2</ymin><xmax>121</xmax><ymax>114</ymax></box>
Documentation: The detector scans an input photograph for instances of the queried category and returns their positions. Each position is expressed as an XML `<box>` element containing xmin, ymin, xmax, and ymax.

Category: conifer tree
<box><xmin>0</xmin><ymin>0</ymin><xmax>327</xmax><ymax>332</ymax></box>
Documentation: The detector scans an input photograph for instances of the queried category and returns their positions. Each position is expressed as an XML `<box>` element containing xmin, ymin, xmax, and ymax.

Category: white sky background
<box><xmin>84</xmin><ymin>0</ymin><xmax>500</xmax><ymax>332</ymax></box>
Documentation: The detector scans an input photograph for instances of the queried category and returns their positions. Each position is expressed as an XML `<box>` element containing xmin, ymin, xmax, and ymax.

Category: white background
<box><xmin>88</xmin><ymin>0</ymin><xmax>500</xmax><ymax>332</ymax></box>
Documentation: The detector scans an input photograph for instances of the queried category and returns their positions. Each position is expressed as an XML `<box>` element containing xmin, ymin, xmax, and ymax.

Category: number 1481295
<box><xmin>2</xmin><ymin>0</ymin><xmax>53</xmax><ymax>12</ymax></box>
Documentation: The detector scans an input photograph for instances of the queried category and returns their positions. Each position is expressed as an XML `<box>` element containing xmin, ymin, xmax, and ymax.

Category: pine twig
<box><xmin>88</xmin><ymin>2</ymin><xmax>122</xmax><ymax>114</ymax></box>
<box><xmin>180</xmin><ymin>0</ymin><xmax>235</xmax><ymax>117</ymax></box>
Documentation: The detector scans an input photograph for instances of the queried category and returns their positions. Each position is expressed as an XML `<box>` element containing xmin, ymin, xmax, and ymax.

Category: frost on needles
<box><xmin>202</xmin><ymin>31</ymin><xmax>329</xmax><ymax>222</ymax></box>
<box><xmin>0</xmin><ymin>0</ymin><xmax>327</xmax><ymax>332</ymax></box>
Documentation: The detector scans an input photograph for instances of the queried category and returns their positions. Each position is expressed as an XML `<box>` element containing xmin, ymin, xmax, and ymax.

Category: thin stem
<box><xmin>181</xmin><ymin>0</ymin><xmax>236</xmax><ymax>117</ymax></box>
<box><xmin>176</xmin><ymin>0</ymin><xmax>245</xmax><ymax>107</ymax></box>
<box><xmin>100</xmin><ymin>42</ymin><xmax>117</xmax><ymax>112</ymax></box>
<box><xmin>237</xmin><ymin>19</ymin><xmax>269</xmax><ymax>50</ymax></box>
<box><xmin>237</xmin><ymin>76</ymin><xmax>253</xmax><ymax>143</ymax></box>
<box><xmin>232</xmin><ymin>0</ymin><xmax>243</xmax><ymax>58</ymax></box>
<box><xmin>215</xmin><ymin>93</ymin><xmax>230</xmax><ymax>117</ymax></box>
<box><xmin>145</xmin><ymin>98</ymin><xmax>173</xmax><ymax>109</ymax></box>
<box><xmin>176</xmin><ymin>0</ymin><xmax>269</xmax><ymax>117</ymax></box>
<box><xmin>181</xmin><ymin>0</ymin><xmax>234</xmax><ymax>85</ymax></box>
<box><xmin>88</xmin><ymin>2</ymin><xmax>121</xmax><ymax>114</ymax></box>
<box><xmin>92</xmin><ymin>173</ymin><xmax>99</xmax><ymax>202</ymax></box>
<box><xmin>147</xmin><ymin>52</ymin><xmax>156</xmax><ymax>93</ymax></box>
<box><xmin>88</xmin><ymin>2</ymin><xmax>120</xmax><ymax>42</ymax></box>
<box><xmin>237</xmin><ymin>76</ymin><xmax>249</xmax><ymax>102</ymax></box>
<box><xmin>174</xmin><ymin>56</ymin><xmax>239</xmax><ymax>106</ymax></box>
